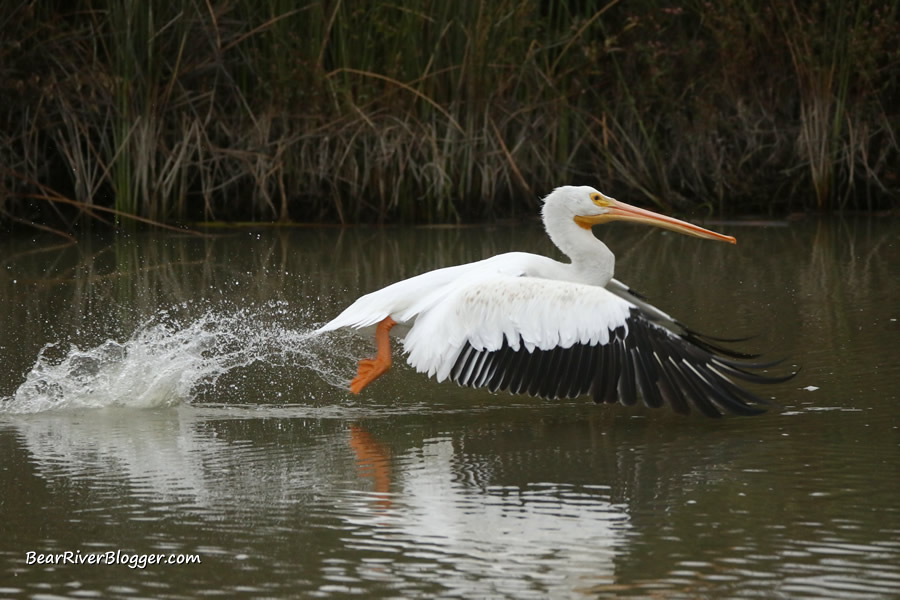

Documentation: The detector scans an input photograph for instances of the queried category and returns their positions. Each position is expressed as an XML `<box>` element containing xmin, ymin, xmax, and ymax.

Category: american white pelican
<box><xmin>320</xmin><ymin>186</ymin><xmax>791</xmax><ymax>417</ymax></box>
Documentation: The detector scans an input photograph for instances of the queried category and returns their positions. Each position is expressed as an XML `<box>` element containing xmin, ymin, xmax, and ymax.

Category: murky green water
<box><xmin>1</xmin><ymin>219</ymin><xmax>898</xmax><ymax>598</ymax></box>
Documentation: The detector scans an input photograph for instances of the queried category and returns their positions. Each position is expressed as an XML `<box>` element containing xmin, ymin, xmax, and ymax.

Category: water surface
<box><xmin>1</xmin><ymin>219</ymin><xmax>898</xmax><ymax>598</ymax></box>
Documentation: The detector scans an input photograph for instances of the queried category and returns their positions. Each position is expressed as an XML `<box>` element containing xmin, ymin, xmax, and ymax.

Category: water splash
<box><xmin>1</xmin><ymin>301</ymin><xmax>357</xmax><ymax>414</ymax></box>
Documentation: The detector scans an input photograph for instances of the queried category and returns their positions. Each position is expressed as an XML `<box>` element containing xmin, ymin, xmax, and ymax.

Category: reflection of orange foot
<box><xmin>350</xmin><ymin>425</ymin><xmax>392</xmax><ymax>510</ymax></box>
<box><xmin>349</xmin><ymin>317</ymin><xmax>396</xmax><ymax>394</ymax></box>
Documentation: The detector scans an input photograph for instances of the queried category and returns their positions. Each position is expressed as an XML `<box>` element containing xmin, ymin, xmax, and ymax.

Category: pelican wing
<box><xmin>318</xmin><ymin>263</ymin><xmax>478</xmax><ymax>331</ymax></box>
<box><xmin>404</xmin><ymin>276</ymin><xmax>785</xmax><ymax>417</ymax></box>
<box><xmin>318</xmin><ymin>253</ymin><xmax>539</xmax><ymax>332</ymax></box>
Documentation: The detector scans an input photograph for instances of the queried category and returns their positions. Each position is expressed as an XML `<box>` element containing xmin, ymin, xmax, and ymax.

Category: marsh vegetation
<box><xmin>1</xmin><ymin>0</ymin><xmax>896</xmax><ymax>232</ymax></box>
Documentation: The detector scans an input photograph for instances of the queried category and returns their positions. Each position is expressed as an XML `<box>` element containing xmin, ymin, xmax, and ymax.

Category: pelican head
<box><xmin>543</xmin><ymin>185</ymin><xmax>736</xmax><ymax>244</ymax></box>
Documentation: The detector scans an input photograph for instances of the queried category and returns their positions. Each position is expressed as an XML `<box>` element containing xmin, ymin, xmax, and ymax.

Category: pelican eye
<box><xmin>590</xmin><ymin>192</ymin><xmax>609</xmax><ymax>207</ymax></box>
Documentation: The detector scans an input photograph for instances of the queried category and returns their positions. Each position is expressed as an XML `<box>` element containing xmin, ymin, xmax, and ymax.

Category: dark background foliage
<box><xmin>1</xmin><ymin>0</ymin><xmax>897</xmax><ymax>231</ymax></box>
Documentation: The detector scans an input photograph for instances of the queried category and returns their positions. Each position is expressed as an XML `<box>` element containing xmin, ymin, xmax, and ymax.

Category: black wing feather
<box><xmin>618</xmin><ymin>345</ymin><xmax>639</xmax><ymax>407</ymax></box>
<box><xmin>449</xmin><ymin>307</ymin><xmax>792</xmax><ymax>417</ymax></box>
<box><xmin>631</xmin><ymin>324</ymin><xmax>667</xmax><ymax>410</ymax></box>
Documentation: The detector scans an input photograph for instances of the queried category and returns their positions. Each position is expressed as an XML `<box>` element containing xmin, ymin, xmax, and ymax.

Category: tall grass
<box><xmin>0</xmin><ymin>0</ymin><xmax>897</xmax><ymax>232</ymax></box>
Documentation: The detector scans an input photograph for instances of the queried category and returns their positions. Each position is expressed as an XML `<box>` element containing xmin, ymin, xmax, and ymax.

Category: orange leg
<box><xmin>350</xmin><ymin>316</ymin><xmax>396</xmax><ymax>394</ymax></box>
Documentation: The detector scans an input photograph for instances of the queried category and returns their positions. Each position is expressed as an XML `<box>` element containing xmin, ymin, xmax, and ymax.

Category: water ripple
<box><xmin>322</xmin><ymin>436</ymin><xmax>631</xmax><ymax>598</ymax></box>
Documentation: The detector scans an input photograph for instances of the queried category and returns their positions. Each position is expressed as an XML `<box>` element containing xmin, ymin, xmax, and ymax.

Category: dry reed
<box><xmin>0</xmin><ymin>0</ymin><xmax>896</xmax><ymax>233</ymax></box>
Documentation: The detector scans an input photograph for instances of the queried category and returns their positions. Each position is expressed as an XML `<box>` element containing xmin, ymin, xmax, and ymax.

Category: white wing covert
<box><xmin>318</xmin><ymin>253</ymin><xmax>540</xmax><ymax>332</ymax></box>
<box><xmin>318</xmin><ymin>263</ymin><xmax>475</xmax><ymax>331</ymax></box>
<box><xmin>403</xmin><ymin>275</ymin><xmax>633</xmax><ymax>381</ymax></box>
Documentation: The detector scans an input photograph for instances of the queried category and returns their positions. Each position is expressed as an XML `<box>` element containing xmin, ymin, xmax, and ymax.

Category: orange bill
<box><xmin>575</xmin><ymin>198</ymin><xmax>736</xmax><ymax>244</ymax></box>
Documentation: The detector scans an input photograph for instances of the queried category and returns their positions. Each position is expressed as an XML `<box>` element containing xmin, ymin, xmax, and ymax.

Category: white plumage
<box><xmin>403</xmin><ymin>274</ymin><xmax>633</xmax><ymax>381</ymax></box>
<box><xmin>319</xmin><ymin>185</ymin><xmax>790</xmax><ymax>417</ymax></box>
